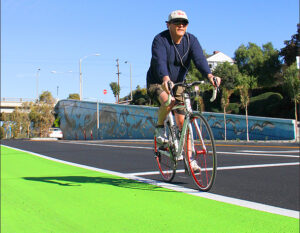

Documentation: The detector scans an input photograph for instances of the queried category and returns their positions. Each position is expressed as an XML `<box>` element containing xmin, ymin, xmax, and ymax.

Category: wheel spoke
<box><xmin>186</xmin><ymin>113</ymin><xmax>217</xmax><ymax>191</ymax></box>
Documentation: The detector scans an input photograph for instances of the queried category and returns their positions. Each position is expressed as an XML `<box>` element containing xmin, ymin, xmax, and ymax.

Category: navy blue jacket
<box><xmin>147</xmin><ymin>30</ymin><xmax>211</xmax><ymax>86</ymax></box>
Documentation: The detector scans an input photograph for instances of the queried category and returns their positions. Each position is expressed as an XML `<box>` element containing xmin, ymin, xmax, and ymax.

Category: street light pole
<box><xmin>36</xmin><ymin>68</ymin><xmax>40</xmax><ymax>101</ymax></box>
<box><xmin>125</xmin><ymin>61</ymin><xmax>132</xmax><ymax>101</ymax></box>
<box><xmin>79</xmin><ymin>53</ymin><xmax>100</xmax><ymax>101</ymax></box>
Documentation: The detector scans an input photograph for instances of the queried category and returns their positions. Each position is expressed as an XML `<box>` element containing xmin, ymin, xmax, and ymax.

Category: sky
<box><xmin>1</xmin><ymin>0</ymin><xmax>299</xmax><ymax>103</ymax></box>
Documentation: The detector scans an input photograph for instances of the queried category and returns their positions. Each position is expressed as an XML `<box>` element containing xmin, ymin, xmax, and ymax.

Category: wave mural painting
<box><xmin>55</xmin><ymin>100</ymin><xmax>296</xmax><ymax>141</ymax></box>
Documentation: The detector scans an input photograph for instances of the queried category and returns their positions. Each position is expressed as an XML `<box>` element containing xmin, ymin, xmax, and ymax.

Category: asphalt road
<box><xmin>2</xmin><ymin>139</ymin><xmax>299</xmax><ymax>212</ymax></box>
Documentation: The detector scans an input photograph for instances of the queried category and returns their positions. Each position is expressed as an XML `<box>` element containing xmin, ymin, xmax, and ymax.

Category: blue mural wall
<box><xmin>55</xmin><ymin>100</ymin><xmax>296</xmax><ymax>141</ymax></box>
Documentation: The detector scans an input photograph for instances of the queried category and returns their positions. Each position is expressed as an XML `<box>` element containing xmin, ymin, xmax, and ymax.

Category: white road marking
<box><xmin>239</xmin><ymin>150</ymin><xmax>299</xmax><ymax>154</ymax></box>
<box><xmin>218</xmin><ymin>151</ymin><xmax>298</xmax><ymax>158</ymax></box>
<box><xmin>128</xmin><ymin>162</ymin><xmax>300</xmax><ymax>176</ymax></box>
<box><xmin>59</xmin><ymin>141</ymin><xmax>153</xmax><ymax>150</ymax></box>
<box><xmin>2</xmin><ymin>144</ymin><xmax>299</xmax><ymax>219</ymax></box>
<box><xmin>59</xmin><ymin>141</ymin><xmax>299</xmax><ymax>158</ymax></box>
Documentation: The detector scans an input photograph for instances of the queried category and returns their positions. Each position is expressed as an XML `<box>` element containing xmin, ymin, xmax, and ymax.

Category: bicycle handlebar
<box><xmin>165</xmin><ymin>79</ymin><xmax>219</xmax><ymax>106</ymax></box>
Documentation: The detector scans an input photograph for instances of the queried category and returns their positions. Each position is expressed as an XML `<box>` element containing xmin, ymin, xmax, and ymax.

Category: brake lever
<box><xmin>213</xmin><ymin>76</ymin><xmax>220</xmax><ymax>92</ymax></box>
<box><xmin>165</xmin><ymin>81</ymin><xmax>174</xmax><ymax>106</ymax></box>
<box><xmin>210</xmin><ymin>77</ymin><xmax>220</xmax><ymax>102</ymax></box>
<box><xmin>167</xmin><ymin>81</ymin><xmax>174</xmax><ymax>96</ymax></box>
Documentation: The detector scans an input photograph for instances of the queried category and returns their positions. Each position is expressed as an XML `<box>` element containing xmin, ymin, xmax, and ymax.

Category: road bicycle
<box><xmin>154</xmin><ymin>79</ymin><xmax>218</xmax><ymax>191</ymax></box>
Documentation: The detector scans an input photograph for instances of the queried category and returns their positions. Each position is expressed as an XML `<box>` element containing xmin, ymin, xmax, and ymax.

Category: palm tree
<box><xmin>213</xmin><ymin>62</ymin><xmax>240</xmax><ymax>140</ymax></box>
<box><xmin>237</xmin><ymin>75</ymin><xmax>257</xmax><ymax>141</ymax></box>
<box><xmin>110</xmin><ymin>82</ymin><xmax>120</xmax><ymax>103</ymax></box>
<box><xmin>221</xmin><ymin>88</ymin><xmax>230</xmax><ymax>140</ymax></box>
<box><xmin>283</xmin><ymin>63</ymin><xmax>300</xmax><ymax>141</ymax></box>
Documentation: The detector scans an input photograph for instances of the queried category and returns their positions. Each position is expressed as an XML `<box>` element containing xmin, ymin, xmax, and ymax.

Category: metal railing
<box><xmin>1</xmin><ymin>98</ymin><xmax>36</xmax><ymax>103</ymax></box>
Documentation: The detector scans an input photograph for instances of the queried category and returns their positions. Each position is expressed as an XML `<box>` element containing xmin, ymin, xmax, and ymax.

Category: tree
<box><xmin>67</xmin><ymin>93</ymin><xmax>80</xmax><ymax>100</ymax></box>
<box><xmin>280</xmin><ymin>33</ymin><xmax>299</xmax><ymax>66</ymax></box>
<box><xmin>220</xmin><ymin>89</ymin><xmax>229</xmax><ymax>140</ymax></box>
<box><xmin>188</xmin><ymin>61</ymin><xmax>204</xmax><ymax>81</ymax></box>
<box><xmin>1</xmin><ymin>112</ymin><xmax>11</xmax><ymax>139</ymax></box>
<box><xmin>235</xmin><ymin>42</ymin><xmax>281</xmax><ymax>87</ymax></box>
<box><xmin>213</xmin><ymin>62</ymin><xmax>240</xmax><ymax>140</ymax></box>
<box><xmin>261</xmin><ymin>43</ymin><xmax>282</xmax><ymax>86</ymax></box>
<box><xmin>283</xmin><ymin>62</ymin><xmax>300</xmax><ymax>139</ymax></box>
<box><xmin>30</xmin><ymin>91</ymin><xmax>55</xmax><ymax>137</ymax></box>
<box><xmin>110</xmin><ymin>82</ymin><xmax>120</xmax><ymax>103</ymax></box>
<box><xmin>237</xmin><ymin>74</ymin><xmax>258</xmax><ymax>141</ymax></box>
<box><xmin>132</xmin><ymin>87</ymin><xmax>150</xmax><ymax>105</ymax></box>
<box><xmin>235</xmin><ymin>43</ymin><xmax>263</xmax><ymax>77</ymax></box>
<box><xmin>10</xmin><ymin>103</ymin><xmax>31</xmax><ymax>138</ymax></box>
<box><xmin>213</xmin><ymin>62</ymin><xmax>240</xmax><ymax>91</ymax></box>
<box><xmin>39</xmin><ymin>91</ymin><xmax>55</xmax><ymax>104</ymax></box>
<box><xmin>188</xmin><ymin>61</ymin><xmax>213</xmax><ymax>111</ymax></box>
<box><xmin>0</xmin><ymin>126</ymin><xmax>5</xmax><ymax>139</ymax></box>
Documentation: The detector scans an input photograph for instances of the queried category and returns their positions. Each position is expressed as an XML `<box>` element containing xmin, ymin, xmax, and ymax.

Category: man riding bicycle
<box><xmin>147</xmin><ymin>10</ymin><xmax>221</xmax><ymax>171</ymax></box>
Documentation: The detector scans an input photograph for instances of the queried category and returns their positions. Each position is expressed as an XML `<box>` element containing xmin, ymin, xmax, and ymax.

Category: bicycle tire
<box><xmin>185</xmin><ymin>113</ymin><xmax>217</xmax><ymax>191</ymax></box>
<box><xmin>154</xmin><ymin>123</ymin><xmax>176</xmax><ymax>182</ymax></box>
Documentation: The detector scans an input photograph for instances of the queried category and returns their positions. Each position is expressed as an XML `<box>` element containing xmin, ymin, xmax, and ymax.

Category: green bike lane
<box><xmin>1</xmin><ymin>145</ymin><xmax>299</xmax><ymax>233</ymax></box>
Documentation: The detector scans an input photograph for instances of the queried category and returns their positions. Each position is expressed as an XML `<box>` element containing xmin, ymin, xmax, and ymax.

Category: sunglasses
<box><xmin>170</xmin><ymin>19</ymin><xmax>188</xmax><ymax>26</ymax></box>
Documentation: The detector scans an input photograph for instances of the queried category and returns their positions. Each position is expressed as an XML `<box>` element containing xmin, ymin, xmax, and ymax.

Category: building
<box><xmin>207</xmin><ymin>51</ymin><xmax>234</xmax><ymax>71</ymax></box>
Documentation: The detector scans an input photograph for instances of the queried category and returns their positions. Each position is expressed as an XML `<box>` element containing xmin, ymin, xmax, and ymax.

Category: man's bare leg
<box><xmin>157</xmin><ymin>91</ymin><xmax>174</xmax><ymax>126</ymax></box>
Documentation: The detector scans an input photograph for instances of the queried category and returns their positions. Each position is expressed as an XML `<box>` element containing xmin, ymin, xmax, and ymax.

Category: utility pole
<box><xmin>116</xmin><ymin>59</ymin><xmax>121</xmax><ymax>104</ymax></box>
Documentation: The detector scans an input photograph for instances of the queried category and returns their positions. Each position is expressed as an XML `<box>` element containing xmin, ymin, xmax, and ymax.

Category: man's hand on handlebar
<box><xmin>162</xmin><ymin>76</ymin><xmax>174</xmax><ymax>95</ymax></box>
<box><xmin>208</xmin><ymin>74</ymin><xmax>221</xmax><ymax>90</ymax></box>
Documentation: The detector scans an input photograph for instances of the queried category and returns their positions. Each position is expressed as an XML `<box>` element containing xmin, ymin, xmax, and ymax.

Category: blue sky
<box><xmin>1</xmin><ymin>0</ymin><xmax>299</xmax><ymax>103</ymax></box>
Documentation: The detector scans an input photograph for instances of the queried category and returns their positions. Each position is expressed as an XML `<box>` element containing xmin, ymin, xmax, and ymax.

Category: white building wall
<box><xmin>207</xmin><ymin>51</ymin><xmax>234</xmax><ymax>71</ymax></box>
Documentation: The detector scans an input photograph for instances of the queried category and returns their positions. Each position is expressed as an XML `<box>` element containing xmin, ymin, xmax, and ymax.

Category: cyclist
<box><xmin>147</xmin><ymin>10</ymin><xmax>221</xmax><ymax>171</ymax></box>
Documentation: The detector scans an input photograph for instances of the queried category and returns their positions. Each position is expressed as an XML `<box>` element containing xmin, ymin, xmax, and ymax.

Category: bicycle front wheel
<box><xmin>154</xmin><ymin>124</ymin><xmax>176</xmax><ymax>182</ymax></box>
<box><xmin>185</xmin><ymin>113</ymin><xmax>217</xmax><ymax>191</ymax></box>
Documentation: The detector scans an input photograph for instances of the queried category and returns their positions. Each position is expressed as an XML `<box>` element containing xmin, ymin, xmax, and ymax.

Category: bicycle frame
<box><xmin>155</xmin><ymin>79</ymin><xmax>219</xmax><ymax>190</ymax></box>
<box><xmin>161</xmin><ymin>91</ymin><xmax>201</xmax><ymax>173</ymax></box>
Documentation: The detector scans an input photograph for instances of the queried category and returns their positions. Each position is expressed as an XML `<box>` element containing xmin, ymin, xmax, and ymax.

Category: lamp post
<box><xmin>79</xmin><ymin>53</ymin><xmax>100</xmax><ymax>100</ymax></box>
<box><xmin>36</xmin><ymin>68</ymin><xmax>40</xmax><ymax>101</ymax></box>
<box><xmin>125</xmin><ymin>61</ymin><xmax>132</xmax><ymax>101</ymax></box>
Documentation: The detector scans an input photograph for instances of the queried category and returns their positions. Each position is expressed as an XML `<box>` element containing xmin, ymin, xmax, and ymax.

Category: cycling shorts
<box><xmin>147</xmin><ymin>83</ymin><xmax>186</xmax><ymax>115</ymax></box>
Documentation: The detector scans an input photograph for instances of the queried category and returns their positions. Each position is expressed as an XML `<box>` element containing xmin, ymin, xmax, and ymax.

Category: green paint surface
<box><xmin>1</xmin><ymin>146</ymin><xmax>299</xmax><ymax>233</ymax></box>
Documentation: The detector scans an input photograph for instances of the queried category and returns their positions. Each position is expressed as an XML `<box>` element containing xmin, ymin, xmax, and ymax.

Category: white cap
<box><xmin>167</xmin><ymin>10</ymin><xmax>189</xmax><ymax>23</ymax></box>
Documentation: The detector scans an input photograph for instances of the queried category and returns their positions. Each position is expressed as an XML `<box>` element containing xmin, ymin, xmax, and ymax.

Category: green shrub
<box><xmin>248</xmin><ymin>92</ymin><xmax>283</xmax><ymax>117</ymax></box>
<box><xmin>226</xmin><ymin>103</ymin><xmax>240</xmax><ymax>114</ymax></box>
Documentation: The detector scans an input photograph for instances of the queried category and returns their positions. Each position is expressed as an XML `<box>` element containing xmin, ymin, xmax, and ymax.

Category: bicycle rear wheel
<box><xmin>185</xmin><ymin>113</ymin><xmax>217</xmax><ymax>191</ymax></box>
<box><xmin>154</xmin><ymin>123</ymin><xmax>176</xmax><ymax>182</ymax></box>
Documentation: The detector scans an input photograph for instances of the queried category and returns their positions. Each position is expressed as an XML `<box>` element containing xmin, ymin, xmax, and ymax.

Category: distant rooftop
<box><xmin>207</xmin><ymin>51</ymin><xmax>234</xmax><ymax>70</ymax></box>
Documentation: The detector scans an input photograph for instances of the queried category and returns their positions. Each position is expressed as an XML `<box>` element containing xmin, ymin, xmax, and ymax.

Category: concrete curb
<box><xmin>29</xmin><ymin>138</ymin><xmax>58</xmax><ymax>141</ymax></box>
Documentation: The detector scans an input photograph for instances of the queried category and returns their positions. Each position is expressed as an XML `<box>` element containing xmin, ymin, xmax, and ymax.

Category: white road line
<box><xmin>219</xmin><ymin>151</ymin><xmax>298</xmax><ymax>158</ymax></box>
<box><xmin>59</xmin><ymin>141</ymin><xmax>153</xmax><ymax>150</ymax></box>
<box><xmin>59</xmin><ymin>141</ymin><xmax>299</xmax><ymax>158</ymax></box>
<box><xmin>2</xmin><ymin>144</ymin><xmax>299</xmax><ymax>219</ymax></box>
<box><xmin>128</xmin><ymin>162</ymin><xmax>300</xmax><ymax>176</ymax></box>
<box><xmin>239</xmin><ymin>150</ymin><xmax>299</xmax><ymax>154</ymax></box>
